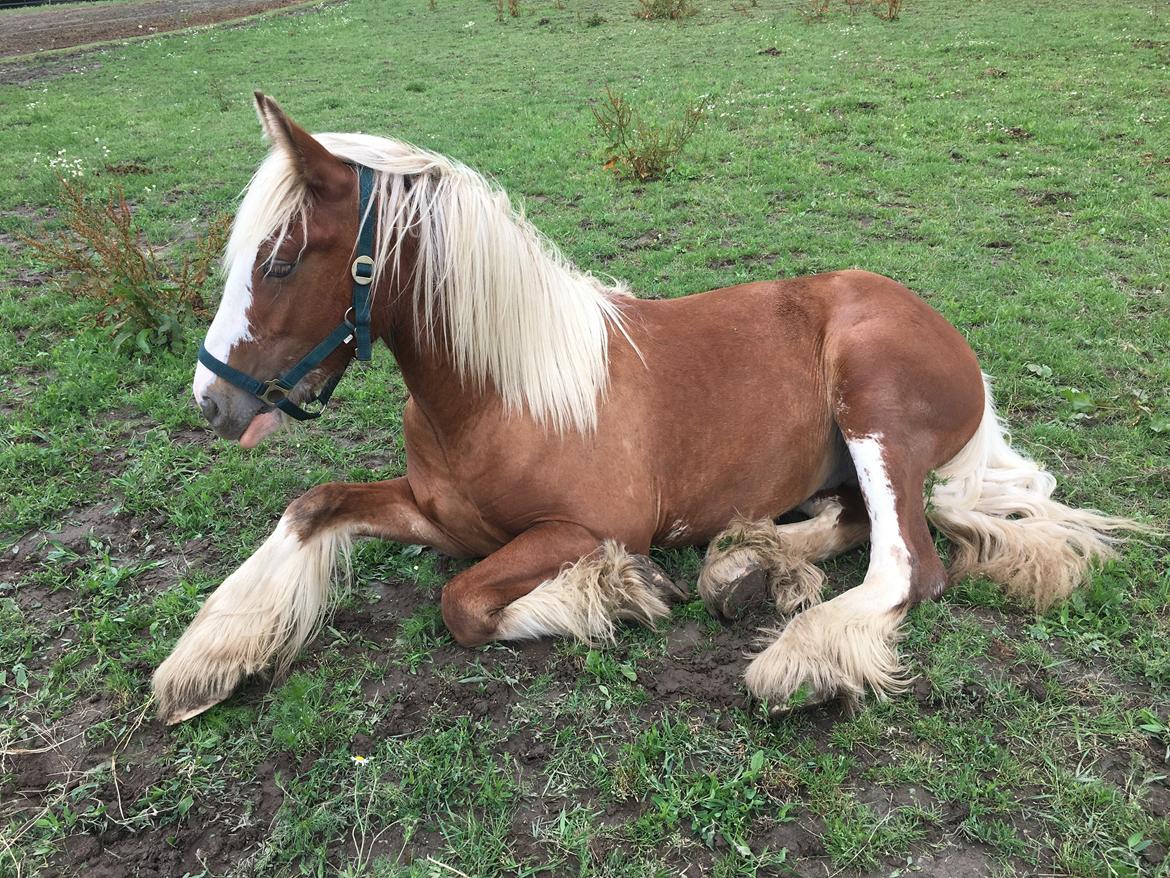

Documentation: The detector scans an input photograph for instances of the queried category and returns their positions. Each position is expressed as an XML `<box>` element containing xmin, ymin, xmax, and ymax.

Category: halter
<box><xmin>197</xmin><ymin>163</ymin><xmax>378</xmax><ymax>421</ymax></box>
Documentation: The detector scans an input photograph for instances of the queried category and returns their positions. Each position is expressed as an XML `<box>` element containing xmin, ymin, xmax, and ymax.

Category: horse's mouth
<box><xmin>239</xmin><ymin>407</ymin><xmax>284</xmax><ymax>448</ymax></box>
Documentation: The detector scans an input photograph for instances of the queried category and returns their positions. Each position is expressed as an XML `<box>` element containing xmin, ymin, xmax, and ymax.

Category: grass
<box><xmin>1</xmin><ymin>0</ymin><xmax>1169</xmax><ymax>876</ymax></box>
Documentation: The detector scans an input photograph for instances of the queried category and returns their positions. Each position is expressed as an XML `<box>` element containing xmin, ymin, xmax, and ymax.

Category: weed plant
<box><xmin>20</xmin><ymin>176</ymin><xmax>227</xmax><ymax>355</ymax></box>
<box><xmin>634</xmin><ymin>0</ymin><xmax>696</xmax><ymax>21</ymax></box>
<box><xmin>592</xmin><ymin>87</ymin><xmax>703</xmax><ymax>181</ymax></box>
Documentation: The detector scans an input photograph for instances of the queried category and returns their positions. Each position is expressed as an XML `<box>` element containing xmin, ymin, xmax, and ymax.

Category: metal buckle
<box><xmin>259</xmin><ymin>379</ymin><xmax>291</xmax><ymax>405</ymax></box>
<box><xmin>298</xmin><ymin>396</ymin><xmax>328</xmax><ymax>417</ymax></box>
<box><xmin>351</xmin><ymin>255</ymin><xmax>375</xmax><ymax>285</ymax></box>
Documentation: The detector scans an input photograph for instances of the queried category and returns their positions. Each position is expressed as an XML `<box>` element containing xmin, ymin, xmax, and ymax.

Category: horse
<box><xmin>152</xmin><ymin>93</ymin><xmax>1145</xmax><ymax>725</ymax></box>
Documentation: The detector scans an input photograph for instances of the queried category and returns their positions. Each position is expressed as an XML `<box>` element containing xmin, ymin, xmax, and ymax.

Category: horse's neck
<box><xmin>384</xmin><ymin>303</ymin><xmax>496</xmax><ymax>436</ymax></box>
<box><xmin>377</xmin><ymin>239</ymin><xmax>474</xmax><ymax>431</ymax></box>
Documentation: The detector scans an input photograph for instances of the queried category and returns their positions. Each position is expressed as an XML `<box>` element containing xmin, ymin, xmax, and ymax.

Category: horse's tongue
<box><xmin>239</xmin><ymin>409</ymin><xmax>282</xmax><ymax>448</ymax></box>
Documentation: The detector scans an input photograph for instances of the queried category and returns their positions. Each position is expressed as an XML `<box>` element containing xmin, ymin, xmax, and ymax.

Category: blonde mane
<box><xmin>226</xmin><ymin>132</ymin><xmax>633</xmax><ymax>434</ymax></box>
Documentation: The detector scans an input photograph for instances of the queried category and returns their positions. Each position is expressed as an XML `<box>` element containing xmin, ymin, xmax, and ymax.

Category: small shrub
<box><xmin>584</xmin><ymin>12</ymin><xmax>607</xmax><ymax>26</ymax></box>
<box><xmin>804</xmin><ymin>0</ymin><xmax>901</xmax><ymax>20</ymax></box>
<box><xmin>20</xmin><ymin>175</ymin><xmax>228</xmax><ymax>355</ymax></box>
<box><xmin>634</xmin><ymin>0</ymin><xmax>695</xmax><ymax>21</ymax></box>
<box><xmin>591</xmin><ymin>87</ymin><xmax>703</xmax><ymax>181</ymax></box>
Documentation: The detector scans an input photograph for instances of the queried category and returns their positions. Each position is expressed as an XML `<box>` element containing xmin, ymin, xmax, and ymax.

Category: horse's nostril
<box><xmin>200</xmin><ymin>396</ymin><xmax>220</xmax><ymax>425</ymax></box>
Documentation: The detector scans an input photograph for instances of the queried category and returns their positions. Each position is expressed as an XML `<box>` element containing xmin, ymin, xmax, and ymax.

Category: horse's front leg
<box><xmin>153</xmin><ymin>478</ymin><xmax>460</xmax><ymax>725</ymax></box>
<box><xmin>440</xmin><ymin>522</ymin><xmax>686</xmax><ymax>648</ymax></box>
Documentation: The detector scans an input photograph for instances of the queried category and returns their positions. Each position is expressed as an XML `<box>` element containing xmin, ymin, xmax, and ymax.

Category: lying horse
<box><xmin>153</xmin><ymin>93</ymin><xmax>1142</xmax><ymax>725</ymax></box>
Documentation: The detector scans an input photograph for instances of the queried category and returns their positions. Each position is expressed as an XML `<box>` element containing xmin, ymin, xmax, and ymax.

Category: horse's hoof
<box><xmin>153</xmin><ymin>653</ymin><xmax>243</xmax><ymax>726</ymax></box>
<box><xmin>704</xmin><ymin>563</ymin><xmax>769</xmax><ymax>622</ymax></box>
<box><xmin>744</xmin><ymin>683</ymin><xmax>837</xmax><ymax>725</ymax></box>
<box><xmin>162</xmin><ymin>701</ymin><xmax>220</xmax><ymax>726</ymax></box>
<box><xmin>632</xmin><ymin>555</ymin><xmax>691</xmax><ymax>605</ymax></box>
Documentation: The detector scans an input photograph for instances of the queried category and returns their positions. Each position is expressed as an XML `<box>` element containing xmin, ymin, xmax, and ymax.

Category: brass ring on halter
<box><xmin>351</xmin><ymin>255</ymin><xmax>375</xmax><ymax>284</ymax></box>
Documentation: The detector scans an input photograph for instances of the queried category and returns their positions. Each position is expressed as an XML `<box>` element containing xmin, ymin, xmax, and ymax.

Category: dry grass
<box><xmin>634</xmin><ymin>0</ymin><xmax>695</xmax><ymax>21</ymax></box>
<box><xmin>805</xmin><ymin>0</ymin><xmax>902</xmax><ymax>20</ymax></box>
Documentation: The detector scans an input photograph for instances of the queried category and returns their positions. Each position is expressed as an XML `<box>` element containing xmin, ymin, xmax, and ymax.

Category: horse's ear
<box><xmin>253</xmin><ymin>92</ymin><xmax>350</xmax><ymax>199</ymax></box>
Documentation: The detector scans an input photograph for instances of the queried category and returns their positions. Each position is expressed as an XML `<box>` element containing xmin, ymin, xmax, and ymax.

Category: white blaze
<box><xmin>193</xmin><ymin>243</ymin><xmax>258</xmax><ymax>404</ymax></box>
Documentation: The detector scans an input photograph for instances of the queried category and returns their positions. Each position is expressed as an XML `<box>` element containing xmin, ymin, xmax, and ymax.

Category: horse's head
<box><xmin>194</xmin><ymin>93</ymin><xmax>375</xmax><ymax>447</ymax></box>
<box><xmin>195</xmin><ymin>94</ymin><xmax>628</xmax><ymax>443</ymax></box>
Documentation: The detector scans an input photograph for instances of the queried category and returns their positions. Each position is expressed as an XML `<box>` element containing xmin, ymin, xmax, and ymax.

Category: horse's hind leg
<box><xmin>743</xmin><ymin>278</ymin><xmax>986</xmax><ymax>711</ymax></box>
<box><xmin>699</xmin><ymin>487</ymin><xmax>869</xmax><ymax>620</ymax></box>
<box><xmin>743</xmin><ymin>433</ymin><xmax>948</xmax><ymax>711</ymax></box>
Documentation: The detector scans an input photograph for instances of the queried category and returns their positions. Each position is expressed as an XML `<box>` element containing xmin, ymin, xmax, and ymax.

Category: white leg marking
<box><xmin>152</xmin><ymin>515</ymin><xmax>350</xmax><ymax>724</ymax></box>
<box><xmin>194</xmin><ymin>243</ymin><xmax>257</xmax><ymax>404</ymax></box>
<box><xmin>743</xmin><ymin>434</ymin><xmax>913</xmax><ymax>706</ymax></box>
<box><xmin>842</xmin><ymin>433</ymin><xmax>912</xmax><ymax>606</ymax></box>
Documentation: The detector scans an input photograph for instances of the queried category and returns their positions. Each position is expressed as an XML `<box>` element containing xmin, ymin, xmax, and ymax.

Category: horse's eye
<box><xmin>265</xmin><ymin>259</ymin><xmax>296</xmax><ymax>279</ymax></box>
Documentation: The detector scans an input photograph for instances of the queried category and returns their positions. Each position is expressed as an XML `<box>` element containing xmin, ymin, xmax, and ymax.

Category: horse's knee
<box><xmin>286</xmin><ymin>482</ymin><xmax>349</xmax><ymax>540</ymax></box>
<box><xmin>440</xmin><ymin>580</ymin><xmax>495</xmax><ymax>647</ymax></box>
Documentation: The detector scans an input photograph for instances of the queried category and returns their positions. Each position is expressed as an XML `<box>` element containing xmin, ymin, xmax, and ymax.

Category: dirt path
<box><xmin>0</xmin><ymin>0</ymin><xmax>313</xmax><ymax>58</ymax></box>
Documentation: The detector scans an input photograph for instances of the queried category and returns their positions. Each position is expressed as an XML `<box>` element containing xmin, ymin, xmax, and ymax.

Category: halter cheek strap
<box><xmin>198</xmin><ymin>163</ymin><xmax>377</xmax><ymax>422</ymax></box>
<box><xmin>352</xmin><ymin>163</ymin><xmax>375</xmax><ymax>361</ymax></box>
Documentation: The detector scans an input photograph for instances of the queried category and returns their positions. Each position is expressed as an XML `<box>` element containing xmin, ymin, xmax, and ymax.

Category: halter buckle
<box><xmin>351</xmin><ymin>255</ymin><xmax>375</xmax><ymax>285</ymax></box>
<box><xmin>259</xmin><ymin>379</ymin><xmax>292</xmax><ymax>405</ymax></box>
<box><xmin>296</xmin><ymin>396</ymin><xmax>328</xmax><ymax>417</ymax></box>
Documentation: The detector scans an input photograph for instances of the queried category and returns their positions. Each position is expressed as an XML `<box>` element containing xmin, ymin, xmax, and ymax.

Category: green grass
<box><xmin>1</xmin><ymin>0</ymin><xmax>1169</xmax><ymax>875</ymax></box>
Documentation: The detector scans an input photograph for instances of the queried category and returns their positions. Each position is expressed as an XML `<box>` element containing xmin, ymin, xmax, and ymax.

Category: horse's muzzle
<box><xmin>197</xmin><ymin>381</ymin><xmax>266</xmax><ymax>443</ymax></box>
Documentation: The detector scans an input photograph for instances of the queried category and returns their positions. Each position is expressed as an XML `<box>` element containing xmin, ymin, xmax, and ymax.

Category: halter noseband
<box><xmin>197</xmin><ymin>163</ymin><xmax>378</xmax><ymax>421</ymax></box>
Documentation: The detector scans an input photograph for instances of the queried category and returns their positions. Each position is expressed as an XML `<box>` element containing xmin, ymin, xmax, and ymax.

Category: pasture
<box><xmin>1</xmin><ymin>0</ymin><xmax>1169</xmax><ymax>875</ymax></box>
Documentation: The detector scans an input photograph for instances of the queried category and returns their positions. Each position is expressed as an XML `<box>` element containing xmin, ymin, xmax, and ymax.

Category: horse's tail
<box><xmin>926</xmin><ymin>376</ymin><xmax>1154</xmax><ymax>609</ymax></box>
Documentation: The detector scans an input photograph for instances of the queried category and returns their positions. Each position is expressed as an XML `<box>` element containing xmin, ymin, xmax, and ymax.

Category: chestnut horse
<box><xmin>153</xmin><ymin>94</ymin><xmax>1142</xmax><ymax>725</ymax></box>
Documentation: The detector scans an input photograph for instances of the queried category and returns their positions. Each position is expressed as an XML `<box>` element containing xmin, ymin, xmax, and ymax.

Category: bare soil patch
<box><xmin>0</xmin><ymin>0</ymin><xmax>314</xmax><ymax>59</ymax></box>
